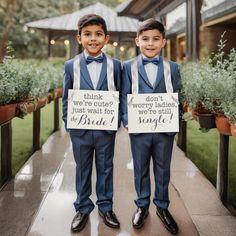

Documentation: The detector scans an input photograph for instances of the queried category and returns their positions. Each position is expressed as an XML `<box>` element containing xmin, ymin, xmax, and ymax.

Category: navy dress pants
<box><xmin>130</xmin><ymin>133</ymin><xmax>174</xmax><ymax>209</ymax></box>
<box><xmin>70</xmin><ymin>130</ymin><xmax>115</xmax><ymax>214</ymax></box>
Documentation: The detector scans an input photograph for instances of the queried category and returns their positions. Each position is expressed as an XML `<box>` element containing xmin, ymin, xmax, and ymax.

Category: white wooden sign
<box><xmin>127</xmin><ymin>93</ymin><xmax>179</xmax><ymax>133</ymax></box>
<box><xmin>67</xmin><ymin>89</ymin><xmax>119</xmax><ymax>130</ymax></box>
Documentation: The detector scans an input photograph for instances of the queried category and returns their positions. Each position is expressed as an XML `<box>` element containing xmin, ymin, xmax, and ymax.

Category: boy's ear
<box><xmin>135</xmin><ymin>37</ymin><xmax>139</xmax><ymax>47</ymax></box>
<box><xmin>162</xmin><ymin>38</ymin><xmax>166</xmax><ymax>48</ymax></box>
<box><xmin>105</xmin><ymin>35</ymin><xmax>110</xmax><ymax>44</ymax></box>
<box><xmin>76</xmin><ymin>35</ymin><xmax>82</xmax><ymax>44</ymax></box>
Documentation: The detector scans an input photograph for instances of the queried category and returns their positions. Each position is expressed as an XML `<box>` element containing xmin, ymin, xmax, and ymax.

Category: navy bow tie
<box><xmin>142</xmin><ymin>58</ymin><xmax>159</xmax><ymax>65</ymax></box>
<box><xmin>86</xmin><ymin>56</ymin><xmax>103</xmax><ymax>64</ymax></box>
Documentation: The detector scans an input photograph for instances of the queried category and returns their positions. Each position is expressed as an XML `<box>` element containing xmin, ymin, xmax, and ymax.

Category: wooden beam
<box><xmin>33</xmin><ymin>109</ymin><xmax>41</xmax><ymax>151</ymax></box>
<box><xmin>217</xmin><ymin>134</ymin><xmax>229</xmax><ymax>205</ymax></box>
<box><xmin>176</xmin><ymin>32</ymin><xmax>186</xmax><ymax>39</ymax></box>
<box><xmin>201</xmin><ymin>12</ymin><xmax>236</xmax><ymax>28</ymax></box>
<box><xmin>158</xmin><ymin>0</ymin><xmax>185</xmax><ymax>17</ymax></box>
<box><xmin>177</xmin><ymin>120</ymin><xmax>187</xmax><ymax>153</ymax></box>
<box><xmin>54</xmin><ymin>98</ymin><xmax>59</xmax><ymax>132</ymax></box>
<box><xmin>186</xmin><ymin>0</ymin><xmax>202</xmax><ymax>60</ymax></box>
<box><xmin>47</xmin><ymin>31</ymin><xmax>52</xmax><ymax>58</ymax></box>
<box><xmin>186</xmin><ymin>0</ymin><xmax>192</xmax><ymax>60</ymax></box>
<box><xmin>1</xmin><ymin>122</ymin><xmax>12</xmax><ymax>183</ymax></box>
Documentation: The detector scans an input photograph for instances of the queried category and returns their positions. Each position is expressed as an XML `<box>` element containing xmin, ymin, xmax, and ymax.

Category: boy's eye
<box><xmin>96</xmin><ymin>32</ymin><xmax>103</xmax><ymax>36</ymax></box>
<box><xmin>141</xmin><ymin>37</ymin><xmax>160</xmax><ymax>42</ymax></box>
<box><xmin>84</xmin><ymin>32</ymin><xmax>91</xmax><ymax>37</ymax></box>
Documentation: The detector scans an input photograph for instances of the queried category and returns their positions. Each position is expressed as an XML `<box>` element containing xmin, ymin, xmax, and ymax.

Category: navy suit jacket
<box><xmin>121</xmin><ymin>55</ymin><xmax>181</xmax><ymax>135</ymax></box>
<box><xmin>62</xmin><ymin>52</ymin><xmax>122</xmax><ymax>136</ymax></box>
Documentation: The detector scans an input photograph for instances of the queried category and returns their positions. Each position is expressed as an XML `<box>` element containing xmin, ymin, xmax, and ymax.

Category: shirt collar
<box><xmin>142</xmin><ymin>54</ymin><xmax>159</xmax><ymax>60</ymax></box>
<box><xmin>84</xmin><ymin>51</ymin><xmax>103</xmax><ymax>59</ymax></box>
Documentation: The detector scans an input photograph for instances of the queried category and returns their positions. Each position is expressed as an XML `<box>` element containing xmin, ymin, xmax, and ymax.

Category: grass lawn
<box><xmin>187</xmin><ymin>120</ymin><xmax>236</xmax><ymax>209</ymax></box>
<box><xmin>1</xmin><ymin>100</ymin><xmax>62</xmax><ymax>179</ymax></box>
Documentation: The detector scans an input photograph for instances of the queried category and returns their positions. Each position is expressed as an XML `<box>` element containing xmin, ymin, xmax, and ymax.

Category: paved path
<box><xmin>0</xmin><ymin>128</ymin><xmax>236</xmax><ymax>236</ymax></box>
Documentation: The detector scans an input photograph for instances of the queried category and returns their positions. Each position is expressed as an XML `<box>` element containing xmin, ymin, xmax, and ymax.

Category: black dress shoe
<box><xmin>156</xmin><ymin>207</ymin><xmax>178</xmax><ymax>234</ymax></box>
<box><xmin>71</xmin><ymin>211</ymin><xmax>89</xmax><ymax>232</ymax></box>
<box><xmin>99</xmin><ymin>210</ymin><xmax>120</xmax><ymax>228</ymax></box>
<box><xmin>132</xmin><ymin>207</ymin><xmax>149</xmax><ymax>229</ymax></box>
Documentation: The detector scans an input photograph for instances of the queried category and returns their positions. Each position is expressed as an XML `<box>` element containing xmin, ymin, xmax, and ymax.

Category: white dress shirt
<box><xmin>84</xmin><ymin>51</ymin><xmax>103</xmax><ymax>89</ymax></box>
<box><xmin>142</xmin><ymin>55</ymin><xmax>159</xmax><ymax>87</ymax></box>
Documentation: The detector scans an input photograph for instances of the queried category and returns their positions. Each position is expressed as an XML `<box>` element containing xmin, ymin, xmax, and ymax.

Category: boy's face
<box><xmin>77</xmin><ymin>24</ymin><xmax>109</xmax><ymax>57</ymax></box>
<box><xmin>135</xmin><ymin>29</ymin><xmax>166</xmax><ymax>58</ymax></box>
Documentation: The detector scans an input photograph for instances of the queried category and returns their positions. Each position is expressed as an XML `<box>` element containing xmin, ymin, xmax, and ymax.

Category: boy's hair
<box><xmin>77</xmin><ymin>14</ymin><xmax>107</xmax><ymax>35</ymax></box>
<box><xmin>137</xmin><ymin>18</ymin><xmax>165</xmax><ymax>38</ymax></box>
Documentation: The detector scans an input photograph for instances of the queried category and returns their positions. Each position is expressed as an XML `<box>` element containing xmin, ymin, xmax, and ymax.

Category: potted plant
<box><xmin>206</xmin><ymin>34</ymin><xmax>236</xmax><ymax>135</ymax></box>
<box><xmin>223</xmin><ymin>105</ymin><xmax>236</xmax><ymax>137</ymax></box>
<box><xmin>48</xmin><ymin>65</ymin><xmax>63</xmax><ymax>98</ymax></box>
<box><xmin>0</xmin><ymin>57</ymin><xmax>63</xmax><ymax>119</ymax></box>
<box><xmin>0</xmin><ymin>60</ymin><xmax>18</xmax><ymax>124</ymax></box>
<box><xmin>180</xmin><ymin>61</ymin><xmax>216</xmax><ymax>130</ymax></box>
<box><xmin>217</xmin><ymin>47</ymin><xmax>236</xmax><ymax>136</ymax></box>
<box><xmin>181</xmin><ymin>32</ymin><xmax>236</xmax><ymax>134</ymax></box>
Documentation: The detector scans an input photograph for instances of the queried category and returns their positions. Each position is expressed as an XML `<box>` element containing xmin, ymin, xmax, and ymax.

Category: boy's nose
<box><xmin>91</xmin><ymin>34</ymin><xmax>96</xmax><ymax>40</ymax></box>
<box><xmin>148</xmin><ymin>40</ymin><xmax>154</xmax><ymax>45</ymax></box>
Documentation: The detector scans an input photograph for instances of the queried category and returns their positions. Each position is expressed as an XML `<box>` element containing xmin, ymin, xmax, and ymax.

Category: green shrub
<box><xmin>0</xmin><ymin>59</ymin><xmax>63</xmax><ymax>105</ymax></box>
<box><xmin>180</xmin><ymin>33</ymin><xmax>236</xmax><ymax>118</ymax></box>
<box><xmin>0</xmin><ymin>60</ymin><xmax>18</xmax><ymax>104</ymax></box>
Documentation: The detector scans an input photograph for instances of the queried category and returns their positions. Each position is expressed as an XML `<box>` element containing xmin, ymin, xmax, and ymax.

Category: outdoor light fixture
<box><xmin>120</xmin><ymin>46</ymin><xmax>125</xmax><ymax>52</ymax></box>
<box><xmin>50</xmin><ymin>40</ymin><xmax>55</xmax><ymax>45</ymax></box>
<box><xmin>64</xmin><ymin>40</ymin><xmax>70</xmax><ymax>45</ymax></box>
<box><xmin>113</xmin><ymin>42</ymin><xmax>118</xmax><ymax>47</ymax></box>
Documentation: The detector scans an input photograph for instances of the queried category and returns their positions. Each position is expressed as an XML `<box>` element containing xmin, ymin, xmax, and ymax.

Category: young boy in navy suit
<box><xmin>62</xmin><ymin>14</ymin><xmax>121</xmax><ymax>233</ymax></box>
<box><xmin>121</xmin><ymin>19</ymin><xmax>181</xmax><ymax>234</ymax></box>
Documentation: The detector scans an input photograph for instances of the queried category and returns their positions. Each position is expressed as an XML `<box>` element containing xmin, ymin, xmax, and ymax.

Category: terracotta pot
<box><xmin>197</xmin><ymin>113</ymin><xmax>216</xmax><ymax>129</ymax></box>
<box><xmin>47</xmin><ymin>92</ymin><xmax>54</xmax><ymax>103</ymax></box>
<box><xmin>230</xmin><ymin>123</ymin><xmax>236</xmax><ymax>138</ymax></box>
<box><xmin>215</xmin><ymin>114</ymin><xmax>231</xmax><ymax>135</ymax></box>
<box><xmin>191</xmin><ymin>110</ymin><xmax>198</xmax><ymax>121</ymax></box>
<box><xmin>183</xmin><ymin>102</ymin><xmax>189</xmax><ymax>113</ymax></box>
<box><xmin>0</xmin><ymin>103</ymin><xmax>17</xmax><ymax>125</ymax></box>
<box><xmin>195</xmin><ymin>102</ymin><xmax>210</xmax><ymax>114</ymax></box>
<box><xmin>35</xmin><ymin>97</ymin><xmax>48</xmax><ymax>110</ymax></box>
<box><xmin>18</xmin><ymin>100</ymin><xmax>36</xmax><ymax>114</ymax></box>
<box><xmin>26</xmin><ymin>102</ymin><xmax>36</xmax><ymax>113</ymax></box>
<box><xmin>54</xmin><ymin>88</ymin><xmax>63</xmax><ymax>98</ymax></box>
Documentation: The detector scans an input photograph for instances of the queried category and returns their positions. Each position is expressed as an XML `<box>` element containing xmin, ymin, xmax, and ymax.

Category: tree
<box><xmin>0</xmin><ymin>0</ymin><xmax>125</xmax><ymax>59</ymax></box>
<box><xmin>0</xmin><ymin>0</ymin><xmax>24</xmax><ymax>61</ymax></box>
<box><xmin>10</xmin><ymin>0</ymin><xmax>63</xmax><ymax>59</ymax></box>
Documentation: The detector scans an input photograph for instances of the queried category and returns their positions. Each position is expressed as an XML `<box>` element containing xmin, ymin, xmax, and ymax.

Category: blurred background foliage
<box><xmin>0</xmin><ymin>0</ymin><xmax>124</xmax><ymax>61</ymax></box>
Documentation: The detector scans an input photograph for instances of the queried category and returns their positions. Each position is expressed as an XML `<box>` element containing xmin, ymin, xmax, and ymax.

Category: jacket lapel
<box><xmin>137</xmin><ymin>55</ymin><xmax>153</xmax><ymax>89</ymax></box>
<box><xmin>153</xmin><ymin>56</ymin><xmax>164</xmax><ymax>89</ymax></box>
<box><xmin>79</xmin><ymin>53</ymin><xmax>94</xmax><ymax>89</ymax></box>
<box><xmin>96</xmin><ymin>53</ymin><xmax>107</xmax><ymax>90</ymax></box>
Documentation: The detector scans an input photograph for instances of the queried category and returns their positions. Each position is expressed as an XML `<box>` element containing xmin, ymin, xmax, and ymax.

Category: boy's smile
<box><xmin>135</xmin><ymin>29</ymin><xmax>166</xmax><ymax>58</ymax></box>
<box><xmin>77</xmin><ymin>24</ymin><xmax>109</xmax><ymax>57</ymax></box>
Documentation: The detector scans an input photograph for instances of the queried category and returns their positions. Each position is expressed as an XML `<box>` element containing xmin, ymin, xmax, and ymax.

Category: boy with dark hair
<box><xmin>62</xmin><ymin>14</ymin><xmax>121</xmax><ymax>233</ymax></box>
<box><xmin>121</xmin><ymin>18</ymin><xmax>181</xmax><ymax>234</ymax></box>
